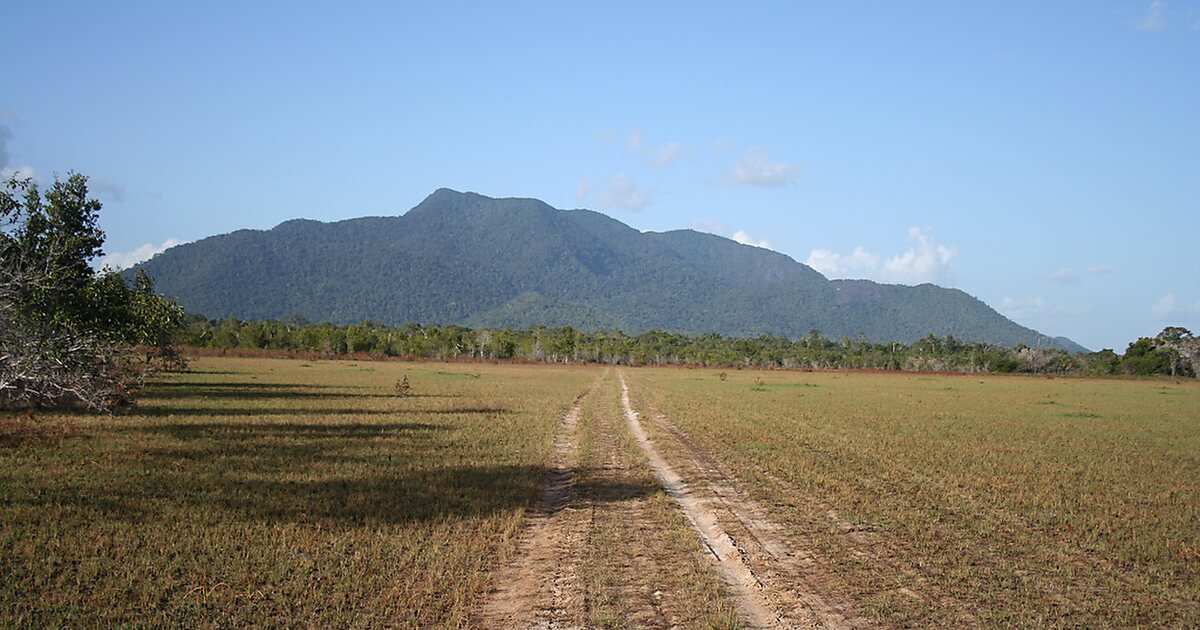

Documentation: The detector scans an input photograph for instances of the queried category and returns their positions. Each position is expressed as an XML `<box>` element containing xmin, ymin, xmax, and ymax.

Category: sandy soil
<box><xmin>481</xmin><ymin>372</ymin><xmax>897</xmax><ymax>629</ymax></box>
<box><xmin>476</xmin><ymin>373</ymin><xmax>737</xmax><ymax>629</ymax></box>
<box><xmin>476</xmin><ymin>383</ymin><xmax>593</xmax><ymax>629</ymax></box>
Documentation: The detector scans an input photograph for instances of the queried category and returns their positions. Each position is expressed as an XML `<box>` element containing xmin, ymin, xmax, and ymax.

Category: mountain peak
<box><xmin>410</xmin><ymin>188</ymin><xmax>556</xmax><ymax>218</ymax></box>
<box><xmin>409</xmin><ymin>187</ymin><xmax>474</xmax><ymax>213</ymax></box>
<box><xmin>131</xmin><ymin>190</ymin><xmax>1084</xmax><ymax>351</ymax></box>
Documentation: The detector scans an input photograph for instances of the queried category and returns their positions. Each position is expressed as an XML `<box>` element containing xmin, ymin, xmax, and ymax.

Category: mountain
<box><xmin>131</xmin><ymin>188</ymin><xmax>1087</xmax><ymax>352</ymax></box>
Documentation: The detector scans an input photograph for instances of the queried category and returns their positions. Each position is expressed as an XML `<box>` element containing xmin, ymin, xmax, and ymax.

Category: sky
<box><xmin>3</xmin><ymin>1</ymin><xmax>1197</xmax><ymax>351</ymax></box>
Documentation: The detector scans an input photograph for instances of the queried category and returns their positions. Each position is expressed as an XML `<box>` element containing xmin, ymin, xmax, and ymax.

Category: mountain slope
<box><xmin>132</xmin><ymin>188</ymin><xmax>1087</xmax><ymax>352</ymax></box>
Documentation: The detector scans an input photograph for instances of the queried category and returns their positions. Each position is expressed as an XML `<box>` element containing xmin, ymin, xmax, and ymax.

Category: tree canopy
<box><xmin>1</xmin><ymin>172</ymin><xmax>184</xmax><ymax>411</ymax></box>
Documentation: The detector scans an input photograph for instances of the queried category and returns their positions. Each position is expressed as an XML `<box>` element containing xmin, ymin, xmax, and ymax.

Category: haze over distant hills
<box><xmin>132</xmin><ymin>189</ymin><xmax>1087</xmax><ymax>352</ymax></box>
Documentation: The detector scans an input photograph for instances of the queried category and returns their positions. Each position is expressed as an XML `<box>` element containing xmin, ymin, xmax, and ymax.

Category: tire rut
<box><xmin>475</xmin><ymin>379</ymin><xmax>598</xmax><ymax>629</ymax></box>
<box><xmin>619</xmin><ymin>372</ymin><xmax>856</xmax><ymax>629</ymax></box>
<box><xmin>638</xmin><ymin>387</ymin><xmax>980</xmax><ymax>627</ymax></box>
<box><xmin>577</xmin><ymin>390</ymin><xmax>679</xmax><ymax>628</ymax></box>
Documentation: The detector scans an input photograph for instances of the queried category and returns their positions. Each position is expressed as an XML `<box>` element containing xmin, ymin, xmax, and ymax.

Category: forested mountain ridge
<box><xmin>131</xmin><ymin>188</ymin><xmax>1087</xmax><ymax>352</ymax></box>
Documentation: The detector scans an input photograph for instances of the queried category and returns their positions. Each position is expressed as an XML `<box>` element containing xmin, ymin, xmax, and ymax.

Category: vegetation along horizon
<box><xmin>2</xmin><ymin>174</ymin><xmax>1198</xmax><ymax>627</ymax></box>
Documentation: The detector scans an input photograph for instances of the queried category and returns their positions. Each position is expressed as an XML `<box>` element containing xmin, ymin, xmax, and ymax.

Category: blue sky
<box><xmin>3</xmin><ymin>1</ymin><xmax>1197</xmax><ymax>351</ymax></box>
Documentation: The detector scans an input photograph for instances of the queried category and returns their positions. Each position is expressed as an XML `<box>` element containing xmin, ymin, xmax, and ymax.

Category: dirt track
<box><xmin>477</xmin><ymin>371</ymin><xmax>868</xmax><ymax>629</ymax></box>
<box><xmin>619</xmin><ymin>373</ymin><xmax>866</xmax><ymax>629</ymax></box>
<box><xmin>476</xmin><ymin>381</ymin><xmax>593</xmax><ymax>628</ymax></box>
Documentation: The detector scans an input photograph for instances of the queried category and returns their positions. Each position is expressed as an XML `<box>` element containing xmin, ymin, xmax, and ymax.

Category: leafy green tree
<box><xmin>1121</xmin><ymin>338</ymin><xmax>1172</xmax><ymax>376</ymax></box>
<box><xmin>1080</xmin><ymin>349</ymin><xmax>1120</xmax><ymax>376</ymax></box>
<box><xmin>1</xmin><ymin>172</ymin><xmax>184</xmax><ymax>411</ymax></box>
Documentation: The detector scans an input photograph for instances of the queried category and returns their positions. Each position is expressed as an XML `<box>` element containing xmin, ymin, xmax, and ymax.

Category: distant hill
<box><xmin>131</xmin><ymin>188</ymin><xmax>1087</xmax><ymax>352</ymax></box>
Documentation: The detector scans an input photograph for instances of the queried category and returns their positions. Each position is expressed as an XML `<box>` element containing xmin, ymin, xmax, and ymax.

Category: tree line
<box><xmin>182</xmin><ymin>316</ymin><xmax>1199</xmax><ymax>378</ymax></box>
<box><xmin>3</xmin><ymin>171</ymin><xmax>1195</xmax><ymax>417</ymax></box>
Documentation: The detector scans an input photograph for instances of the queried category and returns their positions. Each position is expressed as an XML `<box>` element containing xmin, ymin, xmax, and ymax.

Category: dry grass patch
<box><xmin>0</xmin><ymin>356</ymin><xmax>593</xmax><ymax>628</ymax></box>
<box><xmin>627</xmin><ymin>369</ymin><xmax>1200</xmax><ymax>627</ymax></box>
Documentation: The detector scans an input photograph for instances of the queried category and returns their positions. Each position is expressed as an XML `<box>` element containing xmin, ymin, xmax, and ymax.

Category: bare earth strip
<box><xmin>476</xmin><ymin>380</ymin><xmax>596</xmax><ymax>629</ymax></box>
<box><xmin>618</xmin><ymin>372</ymin><xmax>856</xmax><ymax>629</ymax></box>
<box><xmin>573</xmin><ymin>376</ymin><xmax>735</xmax><ymax>628</ymax></box>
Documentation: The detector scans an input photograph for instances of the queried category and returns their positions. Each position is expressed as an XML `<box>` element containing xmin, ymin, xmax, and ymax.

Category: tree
<box><xmin>1120</xmin><ymin>338</ymin><xmax>1172</xmax><ymax>376</ymax></box>
<box><xmin>1155</xmin><ymin>327</ymin><xmax>1199</xmax><ymax>378</ymax></box>
<box><xmin>1080</xmin><ymin>349</ymin><xmax>1120</xmax><ymax>376</ymax></box>
<box><xmin>1</xmin><ymin>172</ymin><xmax>183</xmax><ymax>411</ymax></box>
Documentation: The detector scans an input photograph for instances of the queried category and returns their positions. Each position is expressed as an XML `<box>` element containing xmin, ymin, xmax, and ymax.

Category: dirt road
<box><xmin>619</xmin><ymin>373</ymin><xmax>864</xmax><ymax>629</ymax></box>
<box><xmin>476</xmin><ymin>379</ymin><xmax>594</xmax><ymax>628</ymax></box>
<box><xmin>476</xmin><ymin>371</ymin><xmax>864</xmax><ymax>629</ymax></box>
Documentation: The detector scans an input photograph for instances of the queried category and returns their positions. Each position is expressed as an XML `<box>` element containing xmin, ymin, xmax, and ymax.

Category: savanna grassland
<box><xmin>2</xmin><ymin>356</ymin><xmax>1198</xmax><ymax>628</ymax></box>
<box><xmin>626</xmin><ymin>369</ymin><xmax>1200</xmax><ymax>627</ymax></box>
<box><xmin>0</xmin><ymin>357</ymin><xmax>594</xmax><ymax>627</ymax></box>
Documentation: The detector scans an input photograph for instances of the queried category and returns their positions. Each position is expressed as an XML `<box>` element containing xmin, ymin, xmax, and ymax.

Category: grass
<box><xmin>573</xmin><ymin>374</ymin><xmax>737</xmax><ymax>628</ymax></box>
<box><xmin>5</xmin><ymin>357</ymin><xmax>1197</xmax><ymax>627</ymax></box>
<box><xmin>627</xmin><ymin>368</ymin><xmax>1200</xmax><ymax>627</ymax></box>
<box><xmin>0</xmin><ymin>356</ymin><xmax>593</xmax><ymax>628</ymax></box>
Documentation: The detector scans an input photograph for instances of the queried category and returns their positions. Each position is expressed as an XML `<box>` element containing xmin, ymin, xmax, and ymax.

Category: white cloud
<box><xmin>1049</xmin><ymin>267</ymin><xmax>1081</xmax><ymax>284</ymax></box>
<box><xmin>691</xmin><ymin>219</ymin><xmax>727</xmax><ymax>235</ymax></box>
<box><xmin>692</xmin><ymin>220</ymin><xmax>774</xmax><ymax>250</ymax></box>
<box><xmin>99</xmin><ymin>238</ymin><xmax>181</xmax><ymax>270</ymax></box>
<box><xmin>628</xmin><ymin>127</ymin><xmax>643</xmax><ymax>152</ymax></box>
<box><xmin>805</xmin><ymin>227</ymin><xmax>957</xmax><ymax>285</ymax></box>
<box><xmin>1</xmin><ymin>164</ymin><xmax>36</xmax><ymax>182</ymax></box>
<box><xmin>1153</xmin><ymin>293</ymin><xmax>1180</xmax><ymax>318</ymax></box>
<box><xmin>805</xmin><ymin>247</ymin><xmax>879</xmax><ymax>277</ymax></box>
<box><xmin>652</xmin><ymin>141</ymin><xmax>683</xmax><ymax>167</ymax></box>
<box><xmin>731</xmin><ymin>230</ymin><xmax>771</xmax><ymax>249</ymax></box>
<box><xmin>0</xmin><ymin>125</ymin><xmax>11</xmax><ymax>170</ymax></box>
<box><xmin>595</xmin><ymin>129</ymin><xmax>617</xmax><ymax>148</ymax></box>
<box><xmin>598</xmin><ymin>174</ymin><xmax>652</xmax><ymax>212</ymax></box>
<box><xmin>720</xmin><ymin>147</ymin><xmax>801</xmax><ymax>187</ymax></box>
<box><xmin>90</xmin><ymin>177</ymin><xmax>127</xmax><ymax>203</ymax></box>
<box><xmin>620</xmin><ymin>127</ymin><xmax>684</xmax><ymax>167</ymax></box>
<box><xmin>1151</xmin><ymin>293</ymin><xmax>1200</xmax><ymax>319</ymax></box>
<box><xmin>1048</xmin><ymin>264</ymin><xmax>1112</xmax><ymax>284</ymax></box>
<box><xmin>0</xmin><ymin>126</ymin><xmax>34</xmax><ymax>185</ymax></box>
<box><xmin>575</xmin><ymin>177</ymin><xmax>591</xmax><ymax>202</ymax></box>
<box><xmin>1137</xmin><ymin>0</ymin><xmax>1167</xmax><ymax>30</ymax></box>
<box><xmin>999</xmin><ymin>296</ymin><xmax>1047</xmax><ymax>318</ymax></box>
<box><xmin>999</xmin><ymin>297</ymin><xmax>1095</xmax><ymax>320</ymax></box>
<box><xmin>880</xmin><ymin>227</ymin><xmax>958</xmax><ymax>284</ymax></box>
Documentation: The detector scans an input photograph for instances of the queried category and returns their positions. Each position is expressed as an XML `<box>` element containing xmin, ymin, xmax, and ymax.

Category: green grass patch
<box><xmin>431</xmin><ymin>370</ymin><xmax>482</xmax><ymax>379</ymax></box>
